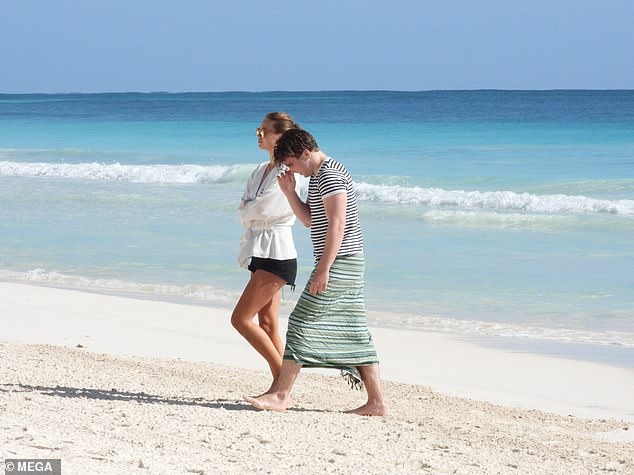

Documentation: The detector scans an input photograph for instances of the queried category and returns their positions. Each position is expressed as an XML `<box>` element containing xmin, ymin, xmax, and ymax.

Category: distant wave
<box><xmin>355</xmin><ymin>182</ymin><xmax>634</xmax><ymax>216</ymax></box>
<box><xmin>0</xmin><ymin>160</ymin><xmax>254</xmax><ymax>184</ymax></box>
<box><xmin>3</xmin><ymin>161</ymin><xmax>634</xmax><ymax>216</ymax></box>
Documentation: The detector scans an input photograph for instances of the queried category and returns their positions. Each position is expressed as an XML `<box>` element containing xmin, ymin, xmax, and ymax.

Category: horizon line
<box><xmin>2</xmin><ymin>88</ymin><xmax>634</xmax><ymax>95</ymax></box>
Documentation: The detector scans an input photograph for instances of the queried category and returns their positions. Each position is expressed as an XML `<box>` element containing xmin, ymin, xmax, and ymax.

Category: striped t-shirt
<box><xmin>308</xmin><ymin>157</ymin><xmax>363</xmax><ymax>261</ymax></box>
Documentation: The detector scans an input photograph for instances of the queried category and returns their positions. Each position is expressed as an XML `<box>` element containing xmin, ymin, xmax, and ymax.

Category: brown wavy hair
<box><xmin>273</xmin><ymin>128</ymin><xmax>319</xmax><ymax>165</ymax></box>
<box><xmin>265</xmin><ymin>112</ymin><xmax>300</xmax><ymax>134</ymax></box>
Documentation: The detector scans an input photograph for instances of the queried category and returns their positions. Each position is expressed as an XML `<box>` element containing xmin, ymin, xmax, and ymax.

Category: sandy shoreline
<box><xmin>2</xmin><ymin>343</ymin><xmax>633</xmax><ymax>474</ymax></box>
<box><xmin>2</xmin><ymin>282</ymin><xmax>634</xmax><ymax>473</ymax></box>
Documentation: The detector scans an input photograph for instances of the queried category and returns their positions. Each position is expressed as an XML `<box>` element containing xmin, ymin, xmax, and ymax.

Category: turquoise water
<box><xmin>1</xmin><ymin>91</ymin><xmax>633</xmax><ymax>360</ymax></box>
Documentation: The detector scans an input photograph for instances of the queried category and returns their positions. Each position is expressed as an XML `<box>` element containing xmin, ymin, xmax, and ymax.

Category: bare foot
<box><xmin>249</xmin><ymin>387</ymin><xmax>273</xmax><ymax>399</ymax></box>
<box><xmin>246</xmin><ymin>385</ymin><xmax>296</xmax><ymax>407</ymax></box>
<box><xmin>244</xmin><ymin>393</ymin><xmax>293</xmax><ymax>412</ymax></box>
<box><xmin>345</xmin><ymin>402</ymin><xmax>388</xmax><ymax>416</ymax></box>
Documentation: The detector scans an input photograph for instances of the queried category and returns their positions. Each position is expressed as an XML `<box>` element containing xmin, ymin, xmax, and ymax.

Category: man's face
<box><xmin>283</xmin><ymin>151</ymin><xmax>309</xmax><ymax>177</ymax></box>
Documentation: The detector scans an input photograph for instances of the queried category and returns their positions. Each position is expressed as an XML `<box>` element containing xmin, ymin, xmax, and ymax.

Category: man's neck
<box><xmin>310</xmin><ymin>151</ymin><xmax>328</xmax><ymax>176</ymax></box>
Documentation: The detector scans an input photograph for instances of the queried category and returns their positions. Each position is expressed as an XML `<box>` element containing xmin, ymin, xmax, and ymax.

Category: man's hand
<box><xmin>309</xmin><ymin>268</ymin><xmax>329</xmax><ymax>294</ymax></box>
<box><xmin>277</xmin><ymin>170</ymin><xmax>296</xmax><ymax>196</ymax></box>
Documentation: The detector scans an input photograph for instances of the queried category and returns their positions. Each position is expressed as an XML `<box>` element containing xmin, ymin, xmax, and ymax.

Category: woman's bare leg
<box><xmin>256</xmin><ymin>288</ymin><xmax>284</xmax><ymax>359</ymax></box>
<box><xmin>231</xmin><ymin>270</ymin><xmax>286</xmax><ymax>378</ymax></box>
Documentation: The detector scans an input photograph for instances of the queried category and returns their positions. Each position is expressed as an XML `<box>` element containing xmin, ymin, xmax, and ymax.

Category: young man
<box><xmin>244</xmin><ymin>128</ymin><xmax>387</xmax><ymax>416</ymax></box>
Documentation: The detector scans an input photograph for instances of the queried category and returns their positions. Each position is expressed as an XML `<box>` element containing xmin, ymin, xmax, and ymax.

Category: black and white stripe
<box><xmin>308</xmin><ymin>157</ymin><xmax>363</xmax><ymax>261</ymax></box>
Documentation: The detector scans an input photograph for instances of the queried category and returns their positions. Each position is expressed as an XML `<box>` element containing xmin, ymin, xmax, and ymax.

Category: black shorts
<box><xmin>248</xmin><ymin>257</ymin><xmax>297</xmax><ymax>287</ymax></box>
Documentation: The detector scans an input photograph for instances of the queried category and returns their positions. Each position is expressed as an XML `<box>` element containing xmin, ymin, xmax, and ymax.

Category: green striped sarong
<box><xmin>283</xmin><ymin>253</ymin><xmax>379</xmax><ymax>389</ymax></box>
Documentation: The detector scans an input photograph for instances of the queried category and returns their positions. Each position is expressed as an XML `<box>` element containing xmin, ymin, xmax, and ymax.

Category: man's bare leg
<box><xmin>345</xmin><ymin>364</ymin><xmax>388</xmax><ymax>416</ymax></box>
<box><xmin>244</xmin><ymin>359</ymin><xmax>301</xmax><ymax>412</ymax></box>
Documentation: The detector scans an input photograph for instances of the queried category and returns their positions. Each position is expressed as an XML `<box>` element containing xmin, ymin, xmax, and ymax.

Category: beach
<box><xmin>2</xmin><ymin>282</ymin><xmax>633</xmax><ymax>474</ymax></box>
<box><xmin>3</xmin><ymin>0</ymin><xmax>634</xmax><ymax>469</ymax></box>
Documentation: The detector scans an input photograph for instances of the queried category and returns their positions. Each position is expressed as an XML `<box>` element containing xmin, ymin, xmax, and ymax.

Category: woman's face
<box><xmin>257</xmin><ymin>118</ymin><xmax>281</xmax><ymax>152</ymax></box>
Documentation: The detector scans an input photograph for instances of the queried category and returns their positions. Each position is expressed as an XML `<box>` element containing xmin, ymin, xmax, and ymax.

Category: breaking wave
<box><xmin>2</xmin><ymin>161</ymin><xmax>633</xmax><ymax>216</ymax></box>
<box><xmin>0</xmin><ymin>160</ymin><xmax>254</xmax><ymax>184</ymax></box>
<box><xmin>355</xmin><ymin>182</ymin><xmax>634</xmax><ymax>216</ymax></box>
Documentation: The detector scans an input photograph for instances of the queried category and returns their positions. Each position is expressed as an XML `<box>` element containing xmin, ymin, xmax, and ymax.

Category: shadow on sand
<box><xmin>0</xmin><ymin>383</ymin><xmax>326</xmax><ymax>413</ymax></box>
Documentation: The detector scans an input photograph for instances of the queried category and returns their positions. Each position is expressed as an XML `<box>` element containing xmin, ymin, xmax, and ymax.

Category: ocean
<box><xmin>1</xmin><ymin>91</ymin><xmax>633</xmax><ymax>366</ymax></box>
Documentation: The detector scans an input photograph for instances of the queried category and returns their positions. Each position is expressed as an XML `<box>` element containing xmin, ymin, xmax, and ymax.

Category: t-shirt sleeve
<box><xmin>318</xmin><ymin>168</ymin><xmax>347</xmax><ymax>198</ymax></box>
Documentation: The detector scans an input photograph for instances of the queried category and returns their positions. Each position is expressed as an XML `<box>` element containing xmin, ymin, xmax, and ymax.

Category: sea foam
<box><xmin>3</xmin><ymin>268</ymin><xmax>632</xmax><ymax>348</ymax></box>
<box><xmin>355</xmin><ymin>182</ymin><xmax>634</xmax><ymax>215</ymax></box>
<box><xmin>367</xmin><ymin>310</ymin><xmax>634</xmax><ymax>348</ymax></box>
<box><xmin>0</xmin><ymin>268</ymin><xmax>241</xmax><ymax>307</ymax></box>
<box><xmin>0</xmin><ymin>160</ymin><xmax>253</xmax><ymax>184</ymax></box>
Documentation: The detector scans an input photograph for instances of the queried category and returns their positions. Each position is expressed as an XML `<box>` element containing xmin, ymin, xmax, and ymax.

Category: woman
<box><xmin>232</xmin><ymin>112</ymin><xmax>303</xmax><ymax>379</ymax></box>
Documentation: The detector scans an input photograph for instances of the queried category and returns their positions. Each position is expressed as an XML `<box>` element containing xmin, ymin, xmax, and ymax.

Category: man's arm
<box><xmin>278</xmin><ymin>172</ymin><xmax>311</xmax><ymax>227</ymax></box>
<box><xmin>310</xmin><ymin>192</ymin><xmax>346</xmax><ymax>294</ymax></box>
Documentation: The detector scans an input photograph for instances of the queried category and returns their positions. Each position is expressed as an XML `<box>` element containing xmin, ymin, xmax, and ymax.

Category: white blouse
<box><xmin>237</xmin><ymin>162</ymin><xmax>306</xmax><ymax>268</ymax></box>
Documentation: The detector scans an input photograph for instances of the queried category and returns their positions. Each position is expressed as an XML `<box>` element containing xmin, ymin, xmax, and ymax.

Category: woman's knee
<box><xmin>231</xmin><ymin>310</ymin><xmax>251</xmax><ymax>330</ymax></box>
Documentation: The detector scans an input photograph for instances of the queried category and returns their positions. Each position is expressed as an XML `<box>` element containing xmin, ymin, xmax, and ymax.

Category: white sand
<box><xmin>1</xmin><ymin>282</ymin><xmax>633</xmax><ymax>474</ymax></box>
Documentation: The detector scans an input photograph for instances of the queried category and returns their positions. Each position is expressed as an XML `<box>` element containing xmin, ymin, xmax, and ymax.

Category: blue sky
<box><xmin>2</xmin><ymin>0</ymin><xmax>633</xmax><ymax>93</ymax></box>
